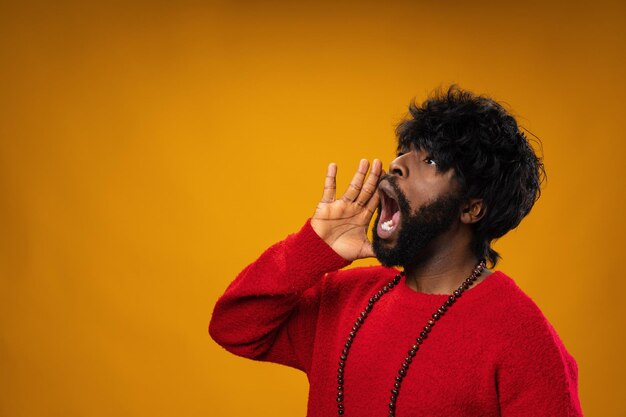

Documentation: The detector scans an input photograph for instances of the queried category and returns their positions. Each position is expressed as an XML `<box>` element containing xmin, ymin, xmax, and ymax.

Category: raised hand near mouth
<box><xmin>311</xmin><ymin>159</ymin><xmax>383</xmax><ymax>262</ymax></box>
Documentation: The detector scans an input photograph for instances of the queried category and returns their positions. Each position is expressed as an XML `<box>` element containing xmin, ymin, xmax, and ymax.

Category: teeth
<box><xmin>381</xmin><ymin>220</ymin><xmax>394</xmax><ymax>232</ymax></box>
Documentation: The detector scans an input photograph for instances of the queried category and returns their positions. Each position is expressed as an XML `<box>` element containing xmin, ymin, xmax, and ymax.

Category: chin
<box><xmin>372</xmin><ymin>237</ymin><xmax>403</xmax><ymax>267</ymax></box>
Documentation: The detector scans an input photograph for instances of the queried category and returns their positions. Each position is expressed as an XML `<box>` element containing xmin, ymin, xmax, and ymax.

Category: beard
<box><xmin>372</xmin><ymin>180</ymin><xmax>463</xmax><ymax>268</ymax></box>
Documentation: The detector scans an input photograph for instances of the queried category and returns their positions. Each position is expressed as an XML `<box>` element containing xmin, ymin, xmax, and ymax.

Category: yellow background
<box><xmin>1</xmin><ymin>1</ymin><xmax>624</xmax><ymax>416</ymax></box>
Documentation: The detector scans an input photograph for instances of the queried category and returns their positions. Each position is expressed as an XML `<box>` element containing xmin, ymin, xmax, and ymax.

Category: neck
<box><xmin>403</xmin><ymin>241</ymin><xmax>488</xmax><ymax>295</ymax></box>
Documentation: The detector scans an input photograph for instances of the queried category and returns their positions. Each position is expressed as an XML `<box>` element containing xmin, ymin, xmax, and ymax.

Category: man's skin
<box><xmin>311</xmin><ymin>148</ymin><xmax>492</xmax><ymax>296</ymax></box>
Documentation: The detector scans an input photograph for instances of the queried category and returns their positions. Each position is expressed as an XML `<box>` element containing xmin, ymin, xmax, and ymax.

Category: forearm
<box><xmin>208</xmin><ymin>219</ymin><xmax>350</xmax><ymax>362</ymax></box>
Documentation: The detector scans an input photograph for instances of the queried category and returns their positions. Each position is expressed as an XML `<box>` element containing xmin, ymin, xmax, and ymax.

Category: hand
<box><xmin>311</xmin><ymin>159</ymin><xmax>382</xmax><ymax>261</ymax></box>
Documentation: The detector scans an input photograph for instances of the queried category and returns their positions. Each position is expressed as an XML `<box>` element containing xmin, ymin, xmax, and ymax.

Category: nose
<box><xmin>389</xmin><ymin>154</ymin><xmax>408</xmax><ymax>177</ymax></box>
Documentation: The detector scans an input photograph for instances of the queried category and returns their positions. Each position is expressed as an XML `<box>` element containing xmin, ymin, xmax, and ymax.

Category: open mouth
<box><xmin>376</xmin><ymin>180</ymin><xmax>401</xmax><ymax>240</ymax></box>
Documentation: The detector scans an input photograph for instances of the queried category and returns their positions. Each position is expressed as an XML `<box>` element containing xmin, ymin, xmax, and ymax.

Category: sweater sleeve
<box><xmin>496</xmin><ymin>315</ymin><xmax>583</xmax><ymax>416</ymax></box>
<box><xmin>208</xmin><ymin>219</ymin><xmax>351</xmax><ymax>373</ymax></box>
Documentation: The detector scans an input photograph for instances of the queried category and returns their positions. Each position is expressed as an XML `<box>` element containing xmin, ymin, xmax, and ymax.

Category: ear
<box><xmin>460</xmin><ymin>198</ymin><xmax>486</xmax><ymax>224</ymax></box>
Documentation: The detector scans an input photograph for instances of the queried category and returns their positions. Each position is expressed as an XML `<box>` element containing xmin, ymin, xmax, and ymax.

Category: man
<box><xmin>209</xmin><ymin>86</ymin><xmax>583</xmax><ymax>416</ymax></box>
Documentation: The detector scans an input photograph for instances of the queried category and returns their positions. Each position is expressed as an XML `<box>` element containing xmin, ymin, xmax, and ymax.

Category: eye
<box><xmin>424</xmin><ymin>157</ymin><xmax>437</xmax><ymax>166</ymax></box>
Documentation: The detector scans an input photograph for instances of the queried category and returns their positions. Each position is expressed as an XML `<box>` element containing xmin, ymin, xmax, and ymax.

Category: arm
<box><xmin>209</xmin><ymin>159</ymin><xmax>382</xmax><ymax>372</ymax></box>
<box><xmin>208</xmin><ymin>220</ymin><xmax>349</xmax><ymax>371</ymax></box>
<box><xmin>497</xmin><ymin>317</ymin><xmax>583</xmax><ymax>416</ymax></box>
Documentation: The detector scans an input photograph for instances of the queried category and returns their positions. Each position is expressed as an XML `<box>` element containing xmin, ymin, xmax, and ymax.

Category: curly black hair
<box><xmin>395</xmin><ymin>85</ymin><xmax>545</xmax><ymax>267</ymax></box>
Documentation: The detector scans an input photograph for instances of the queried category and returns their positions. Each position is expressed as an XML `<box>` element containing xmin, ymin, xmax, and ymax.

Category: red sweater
<box><xmin>209</xmin><ymin>221</ymin><xmax>583</xmax><ymax>416</ymax></box>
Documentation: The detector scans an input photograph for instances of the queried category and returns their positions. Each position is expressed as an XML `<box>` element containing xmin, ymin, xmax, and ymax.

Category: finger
<box><xmin>321</xmin><ymin>162</ymin><xmax>337</xmax><ymax>203</ymax></box>
<box><xmin>364</xmin><ymin>188</ymin><xmax>380</xmax><ymax>216</ymax></box>
<box><xmin>341</xmin><ymin>159</ymin><xmax>369</xmax><ymax>202</ymax></box>
<box><xmin>355</xmin><ymin>159</ymin><xmax>382</xmax><ymax>206</ymax></box>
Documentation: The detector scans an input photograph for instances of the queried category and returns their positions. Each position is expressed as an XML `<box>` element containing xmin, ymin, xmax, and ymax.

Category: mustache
<box><xmin>378</xmin><ymin>173</ymin><xmax>396</xmax><ymax>187</ymax></box>
<box><xmin>378</xmin><ymin>174</ymin><xmax>402</xmax><ymax>196</ymax></box>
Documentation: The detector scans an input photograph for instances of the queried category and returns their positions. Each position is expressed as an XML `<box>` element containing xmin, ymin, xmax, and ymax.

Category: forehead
<box><xmin>397</xmin><ymin>133</ymin><xmax>431</xmax><ymax>150</ymax></box>
<box><xmin>396</xmin><ymin>143</ymin><xmax>431</xmax><ymax>156</ymax></box>
<box><xmin>396</xmin><ymin>142</ymin><xmax>461</xmax><ymax>184</ymax></box>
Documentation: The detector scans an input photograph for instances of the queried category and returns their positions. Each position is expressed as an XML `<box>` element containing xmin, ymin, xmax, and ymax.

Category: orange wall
<box><xmin>1</xmin><ymin>1</ymin><xmax>624</xmax><ymax>416</ymax></box>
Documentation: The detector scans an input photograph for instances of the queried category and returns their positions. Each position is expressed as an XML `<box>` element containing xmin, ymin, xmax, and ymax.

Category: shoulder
<box><xmin>488</xmin><ymin>272</ymin><xmax>583</xmax><ymax>415</ymax></box>
<box><xmin>486</xmin><ymin>270</ymin><xmax>578</xmax><ymax>371</ymax></box>
<box><xmin>486</xmin><ymin>271</ymin><xmax>554</xmax><ymax>326</ymax></box>
<box><xmin>319</xmin><ymin>265</ymin><xmax>401</xmax><ymax>302</ymax></box>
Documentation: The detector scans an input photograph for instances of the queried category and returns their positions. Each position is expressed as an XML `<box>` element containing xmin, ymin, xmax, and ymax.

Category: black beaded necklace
<box><xmin>335</xmin><ymin>260</ymin><xmax>486</xmax><ymax>416</ymax></box>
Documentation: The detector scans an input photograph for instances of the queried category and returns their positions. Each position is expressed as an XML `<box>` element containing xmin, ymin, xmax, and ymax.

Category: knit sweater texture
<box><xmin>209</xmin><ymin>220</ymin><xmax>583</xmax><ymax>416</ymax></box>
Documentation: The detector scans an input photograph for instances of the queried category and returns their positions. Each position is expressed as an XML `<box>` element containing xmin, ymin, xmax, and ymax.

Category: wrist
<box><xmin>300</xmin><ymin>219</ymin><xmax>353</xmax><ymax>266</ymax></box>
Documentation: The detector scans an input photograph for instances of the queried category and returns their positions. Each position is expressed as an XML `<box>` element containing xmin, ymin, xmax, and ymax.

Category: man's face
<box><xmin>372</xmin><ymin>147</ymin><xmax>463</xmax><ymax>267</ymax></box>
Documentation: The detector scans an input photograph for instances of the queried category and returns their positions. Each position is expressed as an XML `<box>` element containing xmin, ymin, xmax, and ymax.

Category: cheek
<box><xmin>405</xmin><ymin>180</ymin><xmax>454</xmax><ymax>207</ymax></box>
<box><xmin>401</xmin><ymin>185</ymin><xmax>430</xmax><ymax>209</ymax></box>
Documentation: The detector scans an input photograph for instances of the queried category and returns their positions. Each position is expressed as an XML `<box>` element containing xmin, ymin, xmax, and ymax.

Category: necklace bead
<box><xmin>335</xmin><ymin>260</ymin><xmax>486</xmax><ymax>416</ymax></box>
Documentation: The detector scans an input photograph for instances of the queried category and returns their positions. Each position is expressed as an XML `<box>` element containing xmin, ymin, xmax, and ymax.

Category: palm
<box><xmin>311</xmin><ymin>159</ymin><xmax>382</xmax><ymax>261</ymax></box>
